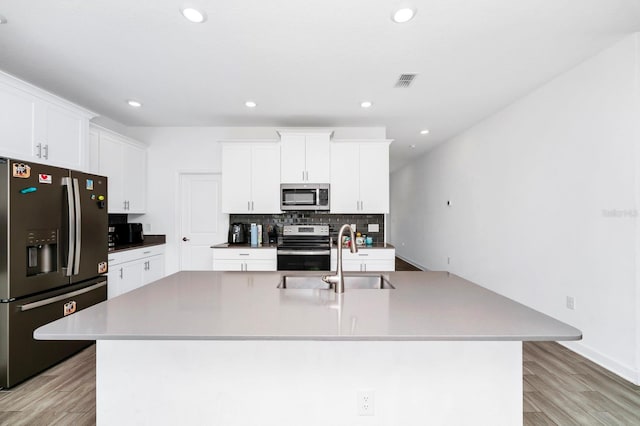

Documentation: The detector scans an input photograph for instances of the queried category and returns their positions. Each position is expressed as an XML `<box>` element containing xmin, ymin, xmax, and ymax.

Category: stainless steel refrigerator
<box><xmin>0</xmin><ymin>158</ymin><xmax>108</xmax><ymax>388</ymax></box>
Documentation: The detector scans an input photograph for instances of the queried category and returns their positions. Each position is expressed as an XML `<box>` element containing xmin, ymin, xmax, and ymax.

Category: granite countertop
<box><xmin>332</xmin><ymin>242</ymin><xmax>395</xmax><ymax>249</ymax></box>
<box><xmin>211</xmin><ymin>242</ymin><xmax>394</xmax><ymax>249</ymax></box>
<box><xmin>35</xmin><ymin>271</ymin><xmax>581</xmax><ymax>342</ymax></box>
<box><xmin>111</xmin><ymin>235</ymin><xmax>166</xmax><ymax>252</ymax></box>
<box><xmin>211</xmin><ymin>243</ymin><xmax>278</xmax><ymax>249</ymax></box>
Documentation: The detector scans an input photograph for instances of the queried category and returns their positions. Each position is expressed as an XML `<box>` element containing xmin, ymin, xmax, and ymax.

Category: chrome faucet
<box><xmin>323</xmin><ymin>224</ymin><xmax>357</xmax><ymax>293</ymax></box>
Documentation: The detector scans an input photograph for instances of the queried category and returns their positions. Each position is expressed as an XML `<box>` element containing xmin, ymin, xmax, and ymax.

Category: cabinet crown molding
<box><xmin>276</xmin><ymin>129</ymin><xmax>334</xmax><ymax>139</ymax></box>
<box><xmin>0</xmin><ymin>70</ymin><xmax>96</xmax><ymax>119</ymax></box>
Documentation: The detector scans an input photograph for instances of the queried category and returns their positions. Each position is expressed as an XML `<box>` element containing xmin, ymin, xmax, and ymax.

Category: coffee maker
<box><xmin>228</xmin><ymin>223</ymin><xmax>248</xmax><ymax>244</ymax></box>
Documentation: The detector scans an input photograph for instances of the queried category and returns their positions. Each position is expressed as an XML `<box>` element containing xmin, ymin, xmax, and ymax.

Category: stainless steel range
<box><xmin>277</xmin><ymin>225</ymin><xmax>331</xmax><ymax>271</ymax></box>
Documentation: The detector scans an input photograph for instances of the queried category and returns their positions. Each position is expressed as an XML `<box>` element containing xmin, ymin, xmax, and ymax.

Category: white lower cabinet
<box><xmin>107</xmin><ymin>245</ymin><xmax>166</xmax><ymax>299</ymax></box>
<box><xmin>330</xmin><ymin>248</ymin><xmax>395</xmax><ymax>272</ymax></box>
<box><xmin>212</xmin><ymin>248</ymin><xmax>277</xmax><ymax>271</ymax></box>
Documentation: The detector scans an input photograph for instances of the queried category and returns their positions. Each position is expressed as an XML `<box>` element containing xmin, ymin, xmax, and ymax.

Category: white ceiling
<box><xmin>1</xmin><ymin>0</ymin><xmax>639</xmax><ymax>171</ymax></box>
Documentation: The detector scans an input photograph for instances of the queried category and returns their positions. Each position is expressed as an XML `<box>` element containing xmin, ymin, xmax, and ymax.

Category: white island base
<box><xmin>97</xmin><ymin>339</ymin><xmax>522</xmax><ymax>425</ymax></box>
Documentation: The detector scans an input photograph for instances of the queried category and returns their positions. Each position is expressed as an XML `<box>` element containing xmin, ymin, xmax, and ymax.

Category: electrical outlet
<box><xmin>368</xmin><ymin>223</ymin><xmax>379</xmax><ymax>233</ymax></box>
<box><xmin>566</xmin><ymin>296</ymin><xmax>575</xmax><ymax>310</ymax></box>
<box><xmin>357</xmin><ymin>390</ymin><xmax>374</xmax><ymax>416</ymax></box>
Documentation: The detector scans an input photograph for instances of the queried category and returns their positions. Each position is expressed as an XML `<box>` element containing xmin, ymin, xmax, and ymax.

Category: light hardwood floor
<box><xmin>0</xmin><ymin>345</ymin><xmax>96</xmax><ymax>426</ymax></box>
<box><xmin>2</xmin><ymin>261</ymin><xmax>639</xmax><ymax>426</ymax></box>
<box><xmin>524</xmin><ymin>341</ymin><xmax>640</xmax><ymax>425</ymax></box>
<box><xmin>2</xmin><ymin>341</ymin><xmax>638</xmax><ymax>425</ymax></box>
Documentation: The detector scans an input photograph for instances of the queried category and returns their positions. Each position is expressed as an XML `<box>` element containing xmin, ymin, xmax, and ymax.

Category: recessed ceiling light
<box><xmin>420</xmin><ymin>129</ymin><xmax>429</xmax><ymax>135</ymax></box>
<box><xmin>410</xmin><ymin>144</ymin><xmax>416</xmax><ymax>149</ymax></box>
<box><xmin>392</xmin><ymin>6</ymin><xmax>416</xmax><ymax>23</ymax></box>
<box><xmin>360</xmin><ymin>101</ymin><xmax>373</xmax><ymax>108</ymax></box>
<box><xmin>127</xmin><ymin>99</ymin><xmax>142</xmax><ymax>108</ymax></box>
<box><xmin>245</xmin><ymin>101</ymin><xmax>257</xmax><ymax>108</ymax></box>
<box><xmin>0</xmin><ymin>15</ymin><xmax>7</xmax><ymax>24</ymax></box>
<box><xmin>181</xmin><ymin>7</ymin><xmax>206</xmax><ymax>23</ymax></box>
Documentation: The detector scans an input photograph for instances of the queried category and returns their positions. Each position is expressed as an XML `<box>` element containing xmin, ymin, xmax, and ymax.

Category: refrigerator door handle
<box><xmin>19</xmin><ymin>281</ymin><xmax>107</xmax><ymax>312</ymax></box>
<box><xmin>62</xmin><ymin>177</ymin><xmax>75</xmax><ymax>276</ymax></box>
<box><xmin>72</xmin><ymin>178</ymin><xmax>82</xmax><ymax>275</ymax></box>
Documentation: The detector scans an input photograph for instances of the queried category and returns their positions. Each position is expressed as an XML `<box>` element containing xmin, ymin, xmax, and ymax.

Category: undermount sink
<box><xmin>278</xmin><ymin>274</ymin><xmax>395</xmax><ymax>290</ymax></box>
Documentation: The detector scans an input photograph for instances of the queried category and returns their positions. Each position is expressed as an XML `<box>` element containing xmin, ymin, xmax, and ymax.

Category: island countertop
<box><xmin>35</xmin><ymin>271</ymin><xmax>581</xmax><ymax>342</ymax></box>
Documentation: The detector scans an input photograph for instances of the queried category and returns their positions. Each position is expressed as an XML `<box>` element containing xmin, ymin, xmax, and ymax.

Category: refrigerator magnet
<box><xmin>38</xmin><ymin>174</ymin><xmax>52</xmax><ymax>184</ymax></box>
<box><xmin>19</xmin><ymin>187</ymin><xmax>37</xmax><ymax>194</ymax></box>
<box><xmin>12</xmin><ymin>163</ymin><xmax>30</xmax><ymax>178</ymax></box>
<box><xmin>86</xmin><ymin>179</ymin><xmax>94</xmax><ymax>190</ymax></box>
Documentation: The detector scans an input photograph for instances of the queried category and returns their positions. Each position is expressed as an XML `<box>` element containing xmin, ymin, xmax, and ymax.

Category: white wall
<box><xmin>390</xmin><ymin>34</ymin><xmax>640</xmax><ymax>384</ymax></box>
<box><xmin>126</xmin><ymin>126</ymin><xmax>386</xmax><ymax>274</ymax></box>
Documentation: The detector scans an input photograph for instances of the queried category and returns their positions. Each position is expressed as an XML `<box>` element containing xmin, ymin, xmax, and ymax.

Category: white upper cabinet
<box><xmin>221</xmin><ymin>142</ymin><xmax>281</xmax><ymax>213</ymax></box>
<box><xmin>90</xmin><ymin>125</ymin><xmax>147</xmax><ymax>214</ymax></box>
<box><xmin>330</xmin><ymin>140</ymin><xmax>391</xmax><ymax>213</ymax></box>
<box><xmin>279</xmin><ymin>131</ymin><xmax>331</xmax><ymax>183</ymax></box>
<box><xmin>0</xmin><ymin>72</ymin><xmax>93</xmax><ymax>170</ymax></box>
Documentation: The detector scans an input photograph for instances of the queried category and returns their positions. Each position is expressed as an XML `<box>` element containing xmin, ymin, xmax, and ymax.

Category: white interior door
<box><xmin>179</xmin><ymin>173</ymin><xmax>228</xmax><ymax>270</ymax></box>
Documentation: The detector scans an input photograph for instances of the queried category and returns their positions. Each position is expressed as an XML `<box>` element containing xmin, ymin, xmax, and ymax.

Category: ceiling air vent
<box><xmin>395</xmin><ymin>74</ymin><xmax>417</xmax><ymax>88</ymax></box>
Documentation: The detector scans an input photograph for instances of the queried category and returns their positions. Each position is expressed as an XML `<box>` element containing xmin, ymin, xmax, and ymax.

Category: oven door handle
<box><xmin>277</xmin><ymin>250</ymin><xmax>331</xmax><ymax>256</ymax></box>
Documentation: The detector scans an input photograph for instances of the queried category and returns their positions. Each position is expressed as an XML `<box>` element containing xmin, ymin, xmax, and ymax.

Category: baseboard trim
<box><xmin>559</xmin><ymin>340</ymin><xmax>640</xmax><ymax>386</ymax></box>
<box><xmin>395</xmin><ymin>254</ymin><xmax>428</xmax><ymax>271</ymax></box>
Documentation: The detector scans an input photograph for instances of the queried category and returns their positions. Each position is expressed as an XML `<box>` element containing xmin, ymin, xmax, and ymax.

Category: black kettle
<box><xmin>228</xmin><ymin>223</ymin><xmax>248</xmax><ymax>244</ymax></box>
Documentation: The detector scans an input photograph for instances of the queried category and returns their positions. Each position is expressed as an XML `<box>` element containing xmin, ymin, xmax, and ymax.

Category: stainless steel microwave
<box><xmin>281</xmin><ymin>184</ymin><xmax>330</xmax><ymax>211</ymax></box>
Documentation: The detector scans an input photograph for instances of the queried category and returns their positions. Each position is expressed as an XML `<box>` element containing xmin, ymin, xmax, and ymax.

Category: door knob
<box><xmin>182</xmin><ymin>237</ymin><xmax>190</xmax><ymax>241</ymax></box>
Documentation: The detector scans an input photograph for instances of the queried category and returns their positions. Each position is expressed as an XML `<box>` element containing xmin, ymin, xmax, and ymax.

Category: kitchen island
<box><xmin>35</xmin><ymin>271</ymin><xmax>581</xmax><ymax>425</ymax></box>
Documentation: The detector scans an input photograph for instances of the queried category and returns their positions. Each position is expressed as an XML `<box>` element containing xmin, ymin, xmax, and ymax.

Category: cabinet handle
<box><xmin>251</xmin><ymin>201</ymin><xmax>254</xmax><ymax>211</ymax></box>
<box><xmin>119</xmin><ymin>267</ymin><xmax>123</xmax><ymax>279</ymax></box>
<box><xmin>43</xmin><ymin>144</ymin><xmax>49</xmax><ymax>160</ymax></box>
<box><xmin>306</xmin><ymin>171</ymin><xmax>309</xmax><ymax>181</ymax></box>
<box><xmin>247</xmin><ymin>201</ymin><xmax>250</xmax><ymax>211</ymax></box>
<box><xmin>239</xmin><ymin>253</ymin><xmax>250</xmax><ymax>256</ymax></box>
<box><xmin>36</xmin><ymin>143</ymin><xmax>42</xmax><ymax>158</ymax></box>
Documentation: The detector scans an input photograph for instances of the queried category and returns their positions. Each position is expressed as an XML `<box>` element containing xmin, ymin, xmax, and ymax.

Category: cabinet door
<box><xmin>251</xmin><ymin>144</ymin><xmax>281</xmax><ymax>213</ymax></box>
<box><xmin>304</xmin><ymin>134</ymin><xmax>331</xmax><ymax>183</ymax></box>
<box><xmin>122</xmin><ymin>142</ymin><xmax>147</xmax><ymax>213</ymax></box>
<box><xmin>142</xmin><ymin>255</ymin><xmax>165</xmax><ymax>285</ymax></box>
<box><xmin>212</xmin><ymin>259</ymin><xmax>245</xmax><ymax>271</ymax></box>
<box><xmin>108</xmin><ymin>261</ymin><xmax>144</xmax><ymax>298</ymax></box>
<box><xmin>88</xmin><ymin>129</ymin><xmax>100</xmax><ymax>174</ymax></box>
<box><xmin>358</xmin><ymin>143</ymin><xmax>389</xmax><ymax>213</ymax></box>
<box><xmin>329</xmin><ymin>143</ymin><xmax>360</xmax><ymax>213</ymax></box>
<box><xmin>36</xmin><ymin>101</ymin><xmax>85</xmax><ymax>170</ymax></box>
<box><xmin>362</xmin><ymin>260</ymin><xmax>395</xmax><ymax>271</ymax></box>
<box><xmin>99</xmin><ymin>133</ymin><xmax>126</xmax><ymax>213</ymax></box>
<box><xmin>0</xmin><ymin>83</ymin><xmax>36</xmax><ymax>160</ymax></box>
<box><xmin>245</xmin><ymin>259</ymin><xmax>277</xmax><ymax>271</ymax></box>
<box><xmin>221</xmin><ymin>144</ymin><xmax>252</xmax><ymax>213</ymax></box>
<box><xmin>280</xmin><ymin>134</ymin><xmax>306</xmax><ymax>183</ymax></box>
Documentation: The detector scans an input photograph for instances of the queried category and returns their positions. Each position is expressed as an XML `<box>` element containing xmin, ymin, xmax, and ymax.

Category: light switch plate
<box><xmin>367</xmin><ymin>224</ymin><xmax>379</xmax><ymax>233</ymax></box>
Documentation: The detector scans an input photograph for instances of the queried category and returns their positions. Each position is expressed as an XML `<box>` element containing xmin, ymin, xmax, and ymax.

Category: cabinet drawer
<box><xmin>331</xmin><ymin>248</ymin><xmax>395</xmax><ymax>260</ymax></box>
<box><xmin>212</xmin><ymin>248</ymin><xmax>277</xmax><ymax>261</ymax></box>
<box><xmin>108</xmin><ymin>245</ymin><xmax>166</xmax><ymax>266</ymax></box>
